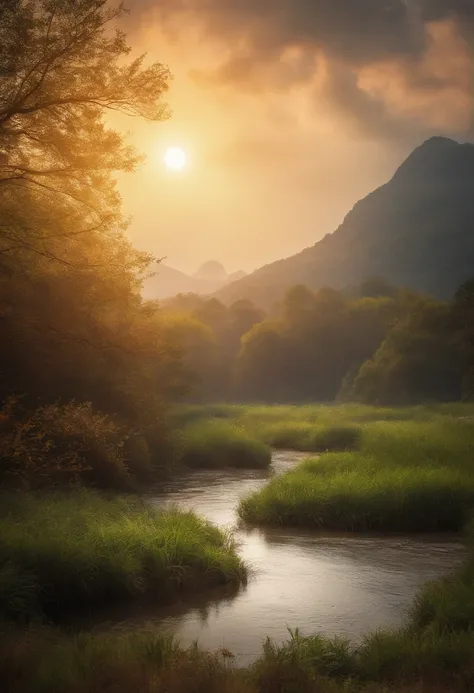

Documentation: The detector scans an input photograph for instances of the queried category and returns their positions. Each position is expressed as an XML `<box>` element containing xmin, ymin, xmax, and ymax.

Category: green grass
<box><xmin>179</xmin><ymin>421</ymin><xmax>271</xmax><ymax>469</ymax></box>
<box><xmin>239</xmin><ymin>463</ymin><xmax>474</xmax><ymax>531</ymax></box>
<box><xmin>260</xmin><ymin>422</ymin><xmax>361</xmax><ymax>452</ymax></box>
<box><xmin>251</xmin><ymin>627</ymin><xmax>474</xmax><ymax>690</ymax></box>
<box><xmin>233</xmin><ymin>410</ymin><xmax>474</xmax><ymax>531</ymax></box>
<box><xmin>173</xmin><ymin>402</ymin><xmax>474</xmax><ymax>448</ymax></box>
<box><xmin>0</xmin><ymin>491</ymin><xmax>247</xmax><ymax>622</ymax></box>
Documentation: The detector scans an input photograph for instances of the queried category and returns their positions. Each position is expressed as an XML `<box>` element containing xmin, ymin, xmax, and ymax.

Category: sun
<box><xmin>164</xmin><ymin>146</ymin><xmax>187</xmax><ymax>170</ymax></box>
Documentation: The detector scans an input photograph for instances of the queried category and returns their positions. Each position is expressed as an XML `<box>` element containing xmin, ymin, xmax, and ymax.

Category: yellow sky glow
<box><xmin>119</xmin><ymin>12</ymin><xmax>474</xmax><ymax>277</ymax></box>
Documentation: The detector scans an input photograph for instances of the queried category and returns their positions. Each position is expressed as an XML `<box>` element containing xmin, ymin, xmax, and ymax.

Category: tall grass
<box><xmin>2</xmin><ymin>622</ymin><xmax>474</xmax><ymax>693</ymax></box>
<box><xmin>0</xmin><ymin>627</ymin><xmax>254</xmax><ymax>693</ymax></box>
<box><xmin>179</xmin><ymin>421</ymin><xmax>271</xmax><ymax>469</ymax></box>
<box><xmin>0</xmin><ymin>492</ymin><xmax>247</xmax><ymax>622</ymax></box>
<box><xmin>238</xmin><ymin>416</ymin><xmax>474</xmax><ymax>531</ymax></box>
<box><xmin>260</xmin><ymin>422</ymin><xmax>361</xmax><ymax>452</ymax></box>
<box><xmin>252</xmin><ymin>627</ymin><xmax>474</xmax><ymax>690</ymax></box>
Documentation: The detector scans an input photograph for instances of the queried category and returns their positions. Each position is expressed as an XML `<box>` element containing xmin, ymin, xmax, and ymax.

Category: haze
<box><xmin>119</xmin><ymin>1</ymin><xmax>474</xmax><ymax>275</ymax></box>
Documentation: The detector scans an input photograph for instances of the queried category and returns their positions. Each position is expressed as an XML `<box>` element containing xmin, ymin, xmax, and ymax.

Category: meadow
<box><xmin>0</xmin><ymin>491</ymin><xmax>247</xmax><ymax>623</ymax></box>
<box><xmin>171</xmin><ymin>403</ymin><xmax>474</xmax><ymax>531</ymax></box>
<box><xmin>178</xmin><ymin>420</ymin><xmax>271</xmax><ymax>469</ymax></box>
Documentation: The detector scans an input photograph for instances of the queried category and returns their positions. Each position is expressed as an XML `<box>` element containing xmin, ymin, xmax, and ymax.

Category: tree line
<box><xmin>162</xmin><ymin>277</ymin><xmax>474</xmax><ymax>406</ymax></box>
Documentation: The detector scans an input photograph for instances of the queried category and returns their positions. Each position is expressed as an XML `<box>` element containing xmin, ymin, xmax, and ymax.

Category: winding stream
<box><xmin>101</xmin><ymin>452</ymin><xmax>468</xmax><ymax>665</ymax></box>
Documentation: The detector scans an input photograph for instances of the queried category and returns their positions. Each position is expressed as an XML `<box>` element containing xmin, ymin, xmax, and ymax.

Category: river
<box><xmin>100</xmin><ymin>451</ymin><xmax>468</xmax><ymax>665</ymax></box>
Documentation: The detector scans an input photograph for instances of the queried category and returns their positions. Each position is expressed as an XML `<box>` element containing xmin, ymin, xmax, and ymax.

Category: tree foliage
<box><xmin>168</xmin><ymin>278</ymin><xmax>474</xmax><ymax>407</ymax></box>
<box><xmin>0</xmin><ymin>1</ymin><xmax>184</xmax><ymax>486</ymax></box>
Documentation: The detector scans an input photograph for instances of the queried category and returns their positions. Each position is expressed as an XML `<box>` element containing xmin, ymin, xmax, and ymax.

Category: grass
<box><xmin>236</xmin><ymin>412</ymin><xmax>474</xmax><ymax>531</ymax></box>
<box><xmin>0</xmin><ymin>627</ymin><xmax>255</xmax><ymax>693</ymax></box>
<box><xmin>172</xmin><ymin>401</ymin><xmax>474</xmax><ymax>451</ymax></box>
<box><xmin>179</xmin><ymin>420</ymin><xmax>271</xmax><ymax>469</ymax></box>
<box><xmin>2</xmin><ymin>623</ymin><xmax>474</xmax><ymax>693</ymax></box>
<box><xmin>260</xmin><ymin>422</ymin><xmax>361</xmax><ymax>452</ymax></box>
<box><xmin>251</xmin><ymin>627</ymin><xmax>474</xmax><ymax>690</ymax></box>
<box><xmin>0</xmin><ymin>491</ymin><xmax>247</xmax><ymax>622</ymax></box>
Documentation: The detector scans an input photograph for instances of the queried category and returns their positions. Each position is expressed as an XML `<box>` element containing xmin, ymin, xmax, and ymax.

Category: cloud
<box><xmin>133</xmin><ymin>0</ymin><xmax>474</xmax><ymax>68</ymax></box>
<box><xmin>127</xmin><ymin>0</ymin><xmax>474</xmax><ymax>141</ymax></box>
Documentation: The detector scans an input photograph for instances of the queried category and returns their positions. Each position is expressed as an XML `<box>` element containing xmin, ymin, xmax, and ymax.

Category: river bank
<box><xmin>3</xmin><ymin>404</ymin><xmax>474</xmax><ymax>691</ymax></box>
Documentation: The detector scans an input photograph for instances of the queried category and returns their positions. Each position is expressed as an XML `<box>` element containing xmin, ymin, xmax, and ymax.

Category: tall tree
<box><xmin>0</xmin><ymin>1</ymin><xmax>177</xmax><ymax>419</ymax></box>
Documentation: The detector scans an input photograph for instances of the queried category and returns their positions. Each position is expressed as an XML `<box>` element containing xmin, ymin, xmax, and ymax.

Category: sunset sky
<box><xmin>118</xmin><ymin>1</ymin><xmax>474</xmax><ymax>275</ymax></box>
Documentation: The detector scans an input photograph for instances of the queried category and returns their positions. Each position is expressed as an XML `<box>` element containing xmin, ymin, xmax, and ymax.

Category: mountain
<box><xmin>228</xmin><ymin>270</ymin><xmax>247</xmax><ymax>283</ymax></box>
<box><xmin>194</xmin><ymin>261</ymin><xmax>228</xmax><ymax>285</ymax></box>
<box><xmin>216</xmin><ymin>137</ymin><xmax>474</xmax><ymax>307</ymax></box>
<box><xmin>141</xmin><ymin>265</ymin><xmax>203</xmax><ymax>300</ymax></box>
<box><xmin>142</xmin><ymin>262</ymin><xmax>248</xmax><ymax>300</ymax></box>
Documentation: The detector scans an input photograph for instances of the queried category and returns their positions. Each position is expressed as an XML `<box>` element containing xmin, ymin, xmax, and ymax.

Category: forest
<box><xmin>163</xmin><ymin>277</ymin><xmax>474</xmax><ymax>406</ymax></box>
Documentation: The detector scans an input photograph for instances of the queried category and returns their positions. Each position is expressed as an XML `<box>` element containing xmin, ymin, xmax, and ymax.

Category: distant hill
<box><xmin>194</xmin><ymin>261</ymin><xmax>228</xmax><ymax>285</ymax></box>
<box><xmin>216</xmin><ymin>137</ymin><xmax>474</xmax><ymax>307</ymax></box>
<box><xmin>142</xmin><ymin>262</ymin><xmax>247</xmax><ymax>300</ymax></box>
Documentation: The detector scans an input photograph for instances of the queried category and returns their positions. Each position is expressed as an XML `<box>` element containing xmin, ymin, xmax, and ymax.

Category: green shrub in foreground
<box><xmin>180</xmin><ymin>421</ymin><xmax>271</xmax><ymax>469</ymax></box>
<box><xmin>0</xmin><ymin>492</ymin><xmax>247</xmax><ymax>622</ymax></box>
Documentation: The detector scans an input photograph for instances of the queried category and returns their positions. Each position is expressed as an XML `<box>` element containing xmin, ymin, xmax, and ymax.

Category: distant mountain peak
<box><xmin>142</xmin><ymin>260</ymin><xmax>247</xmax><ymax>301</ymax></box>
<box><xmin>194</xmin><ymin>261</ymin><xmax>227</xmax><ymax>281</ymax></box>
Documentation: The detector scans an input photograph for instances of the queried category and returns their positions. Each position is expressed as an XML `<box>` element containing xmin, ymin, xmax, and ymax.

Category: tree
<box><xmin>351</xmin><ymin>299</ymin><xmax>463</xmax><ymax>404</ymax></box>
<box><xmin>0</xmin><ymin>1</ymin><xmax>169</xmax><ymax>238</ymax></box>
<box><xmin>0</xmin><ymin>1</ymin><xmax>179</xmax><ymax>426</ymax></box>
<box><xmin>237</xmin><ymin>321</ymin><xmax>287</xmax><ymax>401</ymax></box>
<box><xmin>452</xmin><ymin>279</ymin><xmax>474</xmax><ymax>398</ymax></box>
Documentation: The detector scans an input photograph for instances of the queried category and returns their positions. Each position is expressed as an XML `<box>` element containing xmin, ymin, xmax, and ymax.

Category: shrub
<box><xmin>0</xmin><ymin>399</ymin><xmax>131</xmax><ymax>489</ymax></box>
<box><xmin>0</xmin><ymin>399</ymin><xmax>171</xmax><ymax>490</ymax></box>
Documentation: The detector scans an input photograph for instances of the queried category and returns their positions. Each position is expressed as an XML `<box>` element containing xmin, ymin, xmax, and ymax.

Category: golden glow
<box><xmin>164</xmin><ymin>146</ymin><xmax>187</xmax><ymax>170</ymax></box>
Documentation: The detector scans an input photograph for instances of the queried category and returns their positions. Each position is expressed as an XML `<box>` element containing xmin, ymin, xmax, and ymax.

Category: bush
<box><xmin>0</xmin><ymin>399</ymin><xmax>165</xmax><ymax>490</ymax></box>
<box><xmin>180</xmin><ymin>421</ymin><xmax>271</xmax><ymax>469</ymax></box>
<box><xmin>0</xmin><ymin>491</ymin><xmax>247</xmax><ymax>622</ymax></box>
